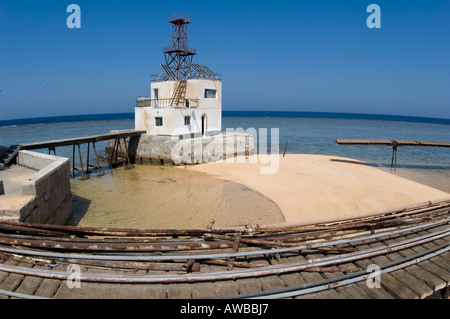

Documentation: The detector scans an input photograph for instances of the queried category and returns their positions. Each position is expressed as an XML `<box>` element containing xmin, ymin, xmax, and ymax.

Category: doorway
<box><xmin>201</xmin><ymin>114</ymin><xmax>207</xmax><ymax>136</ymax></box>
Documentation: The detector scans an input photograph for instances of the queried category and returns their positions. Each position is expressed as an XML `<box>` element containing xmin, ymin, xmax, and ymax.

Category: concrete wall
<box><xmin>16</xmin><ymin>151</ymin><xmax>72</xmax><ymax>224</ymax></box>
<box><xmin>135</xmin><ymin>107</ymin><xmax>221</xmax><ymax>138</ymax></box>
<box><xmin>109</xmin><ymin>132</ymin><xmax>255</xmax><ymax>166</ymax></box>
<box><xmin>151</xmin><ymin>79</ymin><xmax>222</xmax><ymax>109</ymax></box>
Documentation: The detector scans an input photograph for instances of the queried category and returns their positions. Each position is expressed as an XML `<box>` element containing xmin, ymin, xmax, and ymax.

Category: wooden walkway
<box><xmin>19</xmin><ymin>130</ymin><xmax>145</xmax><ymax>178</ymax></box>
<box><xmin>335</xmin><ymin>139</ymin><xmax>450</xmax><ymax>147</ymax></box>
<box><xmin>0</xmin><ymin>197</ymin><xmax>449</xmax><ymax>299</ymax></box>
<box><xmin>19</xmin><ymin>130</ymin><xmax>145</xmax><ymax>151</ymax></box>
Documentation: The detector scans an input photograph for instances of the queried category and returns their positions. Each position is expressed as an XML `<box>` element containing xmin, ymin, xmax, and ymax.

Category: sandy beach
<box><xmin>183</xmin><ymin>154</ymin><xmax>450</xmax><ymax>224</ymax></box>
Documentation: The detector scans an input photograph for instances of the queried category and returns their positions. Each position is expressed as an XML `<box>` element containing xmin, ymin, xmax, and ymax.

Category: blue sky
<box><xmin>0</xmin><ymin>0</ymin><xmax>449</xmax><ymax>120</ymax></box>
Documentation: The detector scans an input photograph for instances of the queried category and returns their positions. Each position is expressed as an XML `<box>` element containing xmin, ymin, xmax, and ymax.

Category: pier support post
<box><xmin>391</xmin><ymin>145</ymin><xmax>398</xmax><ymax>171</ymax></box>
<box><xmin>72</xmin><ymin>144</ymin><xmax>89</xmax><ymax>180</ymax></box>
<box><xmin>86</xmin><ymin>142</ymin><xmax>103</xmax><ymax>176</ymax></box>
<box><xmin>109</xmin><ymin>138</ymin><xmax>134</xmax><ymax>169</ymax></box>
<box><xmin>91</xmin><ymin>142</ymin><xmax>104</xmax><ymax>176</ymax></box>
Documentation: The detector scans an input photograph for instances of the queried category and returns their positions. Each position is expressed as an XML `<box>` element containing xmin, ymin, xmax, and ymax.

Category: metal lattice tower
<box><xmin>163</xmin><ymin>13</ymin><xmax>197</xmax><ymax>81</ymax></box>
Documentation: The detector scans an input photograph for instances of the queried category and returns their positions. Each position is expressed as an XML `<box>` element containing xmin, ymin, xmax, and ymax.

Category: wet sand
<box><xmin>184</xmin><ymin>154</ymin><xmax>449</xmax><ymax>224</ymax></box>
<box><xmin>380</xmin><ymin>167</ymin><xmax>450</xmax><ymax>194</ymax></box>
<box><xmin>70</xmin><ymin>165</ymin><xmax>284</xmax><ymax>229</ymax></box>
<box><xmin>70</xmin><ymin>154</ymin><xmax>449</xmax><ymax>229</ymax></box>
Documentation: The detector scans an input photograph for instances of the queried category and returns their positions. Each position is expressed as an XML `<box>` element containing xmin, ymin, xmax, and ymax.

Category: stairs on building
<box><xmin>170</xmin><ymin>80</ymin><xmax>187</xmax><ymax>106</ymax></box>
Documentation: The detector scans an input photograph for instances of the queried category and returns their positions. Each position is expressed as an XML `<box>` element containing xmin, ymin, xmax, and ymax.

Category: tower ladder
<box><xmin>171</xmin><ymin>80</ymin><xmax>187</xmax><ymax>106</ymax></box>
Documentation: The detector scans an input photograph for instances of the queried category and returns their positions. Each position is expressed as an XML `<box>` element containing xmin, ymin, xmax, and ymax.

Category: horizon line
<box><xmin>1</xmin><ymin>110</ymin><xmax>449</xmax><ymax>127</ymax></box>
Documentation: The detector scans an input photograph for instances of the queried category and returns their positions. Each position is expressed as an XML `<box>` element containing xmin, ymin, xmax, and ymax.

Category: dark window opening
<box><xmin>204</xmin><ymin>89</ymin><xmax>216</xmax><ymax>99</ymax></box>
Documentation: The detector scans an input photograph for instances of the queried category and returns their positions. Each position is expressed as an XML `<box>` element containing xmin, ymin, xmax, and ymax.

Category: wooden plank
<box><xmin>235</xmin><ymin>277</ymin><xmax>263</xmax><ymax>295</ymax></box>
<box><xmin>119</xmin><ymin>269</ymin><xmax>167</xmax><ymax>299</ymax></box>
<box><xmin>301</xmin><ymin>253</ymin><xmax>346</xmax><ymax>299</ymax></box>
<box><xmin>335</xmin><ymin>139</ymin><xmax>450</xmax><ymax>147</ymax></box>
<box><xmin>277</xmin><ymin>256</ymin><xmax>307</xmax><ymax>288</ymax></box>
<box><xmin>335</xmin><ymin>139</ymin><xmax>392</xmax><ymax>145</ymax></box>
<box><xmin>355</xmin><ymin>281</ymin><xmax>395</xmax><ymax>299</ymax></box>
<box><xmin>15</xmin><ymin>272</ymin><xmax>44</xmax><ymax>297</ymax></box>
<box><xmin>214</xmin><ymin>280</ymin><xmax>240</xmax><ymax>297</ymax></box>
<box><xmin>393</xmin><ymin>140</ymin><xmax>419</xmax><ymax>146</ymax></box>
<box><xmin>367</xmin><ymin>232</ymin><xmax>445</xmax><ymax>299</ymax></box>
<box><xmin>353</xmin><ymin>257</ymin><xmax>395</xmax><ymax>299</ymax></box>
<box><xmin>368</xmin><ymin>254</ymin><xmax>419</xmax><ymax>299</ymax></box>
<box><xmin>34</xmin><ymin>277</ymin><xmax>61</xmax><ymax>298</ymax></box>
<box><xmin>335</xmin><ymin>283</ymin><xmax>373</xmax><ymax>299</ymax></box>
<box><xmin>292</xmin><ymin>255</ymin><xmax>342</xmax><ymax>300</ymax></box>
<box><xmin>389</xmin><ymin>268</ymin><xmax>433</xmax><ymax>299</ymax></box>
<box><xmin>416</xmin><ymin>141</ymin><xmax>450</xmax><ymax>147</ymax></box>
<box><xmin>403</xmin><ymin>264</ymin><xmax>448</xmax><ymax>293</ymax></box>
<box><xmin>260</xmin><ymin>275</ymin><xmax>286</xmax><ymax>292</ymax></box>
<box><xmin>376</xmin><ymin>237</ymin><xmax>440</xmax><ymax>298</ymax></box>
<box><xmin>206</xmin><ymin>263</ymin><xmax>240</xmax><ymax>297</ymax></box>
<box><xmin>53</xmin><ymin>266</ymin><xmax>125</xmax><ymax>299</ymax></box>
<box><xmin>166</xmin><ymin>283</ymin><xmax>192</xmax><ymax>299</ymax></box>
<box><xmin>0</xmin><ymin>260</ymin><xmax>27</xmax><ymax>294</ymax></box>
<box><xmin>380</xmin><ymin>238</ymin><xmax>448</xmax><ymax>293</ymax></box>
<box><xmin>191</xmin><ymin>282</ymin><xmax>218</xmax><ymax>299</ymax></box>
<box><xmin>20</xmin><ymin>130</ymin><xmax>145</xmax><ymax>150</ymax></box>
<box><xmin>296</xmin><ymin>289</ymin><xmax>341</xmax><ymax>299</ymax></box>
<box><xmin>134</xmin><ymin>269</ymin><xmax>168</xmax><ymax>299</ymax></box>
<box><xmin>320</xmin><ymin>261</ymin><xmax>372</xmax><ymax>299</ymax></box>
<box><xmin>427</xmin><ymin>256</ymin><xmax>450</xmax><ymax>284</ymax></box>
<box><xmin>416</xmin><ymin>260</ymin><xmax>450</xmax><ymax>286</ymax></box>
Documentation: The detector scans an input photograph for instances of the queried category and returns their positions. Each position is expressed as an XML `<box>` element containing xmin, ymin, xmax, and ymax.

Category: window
<box><xmin>204</xmin><ymin>89</ymin><xmax>216</xmax><ymax>99</ymax></box>
<box><xmin>155</xmin><ymin>117</ymin><xmax>163</xmax><ymax>126</ymax></box>
<box><xmin>184</xmin><ymin>116</ymin><xmax>191</xmax><ymax>125</ymax></box>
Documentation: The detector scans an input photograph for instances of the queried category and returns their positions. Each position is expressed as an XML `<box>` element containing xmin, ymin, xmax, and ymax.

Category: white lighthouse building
<box><xmin>129</xmin><ymin>13</ymin><xmax>253</xmax><ymax>165</ymax></box>
<box><xmin>135</xmin><ymin>13</ymin><xmax>222</xmax><ymax>139</ymax></box>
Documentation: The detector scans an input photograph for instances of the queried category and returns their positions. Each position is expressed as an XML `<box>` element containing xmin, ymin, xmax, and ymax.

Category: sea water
<box><xmin>1</xmin><ymin>112</ymin><xmax>449</xmax><ymax>228</ymax></box>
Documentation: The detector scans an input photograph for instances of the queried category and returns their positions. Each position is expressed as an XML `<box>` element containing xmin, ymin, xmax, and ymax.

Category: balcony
<box><xmin>136</xmin><ymin>97</ymin><xmax>199</xmax><ymax>108</ymax></box>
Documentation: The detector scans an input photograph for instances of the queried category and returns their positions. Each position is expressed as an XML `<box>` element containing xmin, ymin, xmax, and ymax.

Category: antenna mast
<box><xmin>163</xmin><ymin>13</ymin><xmax>197</xmax><ymax>81</ymax></box>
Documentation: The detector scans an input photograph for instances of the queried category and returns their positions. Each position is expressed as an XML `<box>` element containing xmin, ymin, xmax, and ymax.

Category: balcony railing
<box><xmin>136</xmin><ymin>97</ymin><xmax>199</xmax><ymax>108</ymax></box>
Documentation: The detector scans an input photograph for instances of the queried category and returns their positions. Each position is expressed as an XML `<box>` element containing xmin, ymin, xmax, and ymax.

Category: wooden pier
<box><xmin>0</xmin><ymin>197</ymin><xmax>448</xmax><ymax>299</ymax></box>
<box><xmin>335</xmin><ymin>139</ymin><xmax>450</xmax><ymax>170</ymax></box>
<box><xmin>335</xmin><ymin>139</ymin><xmax>450</xmax><ymax>148</ymax></box>
<box><xmin>20</xmin><ymin>130</ymin><xmax>145</xmax><ymax>178</ymax></box>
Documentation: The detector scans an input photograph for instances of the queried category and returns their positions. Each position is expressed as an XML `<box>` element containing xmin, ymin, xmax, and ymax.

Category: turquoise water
<box><xmin>1</xmin><ymin>114</ymin><xmax>449</xmax><ymax>168</ymax></box>
<box><xmin>226</xmin><ymin>116</ymin><xmax>450</xmax><ymax>169</ymax></box>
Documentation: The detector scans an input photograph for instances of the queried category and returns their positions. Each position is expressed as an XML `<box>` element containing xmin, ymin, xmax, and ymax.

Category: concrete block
<box><xmin>21</xmin><ymin>180</ymin><xmax>36</xmax><ymax>196</ymax></box>
<box><xmin>13</xmin><ymin>151</ymin><xmax>73</xmax><ymax>224</ymax></box>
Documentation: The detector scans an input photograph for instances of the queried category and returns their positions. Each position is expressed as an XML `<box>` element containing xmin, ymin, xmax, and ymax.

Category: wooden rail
<box><xmin>335</xmin><ymin>139</ymin><xmax>450</xmax><ymax>170</ymax></box>
<box><xmin>20</xmin><ymin>130</ymin><xmax>145</xmax><ymax>179</ymax></box>
<box><xmin>0</xmin><ymin>197</ymin><xmax>448</xmax><ymax>299</ymax></box>
<box><xmin>335</xmin><ymin>139</ymin><xmax>450</xmax><ymax>148</ymax></box>
<box><xmin>20</xmin><ymin>130</ymin><xmax>145</xmax><ymax>150</ymax></box>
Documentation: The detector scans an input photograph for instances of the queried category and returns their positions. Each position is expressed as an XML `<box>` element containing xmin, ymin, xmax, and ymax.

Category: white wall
<box><xmin>135</xmin><ymin>107</ymin><xmax>221</xmax><ymax>137</ymax></box>
<box><xmin>135</xmin><ymin>78</ymin><xmax>222</xmax><ymax>136</ymax></box>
